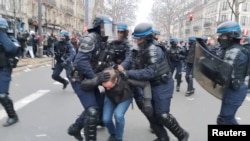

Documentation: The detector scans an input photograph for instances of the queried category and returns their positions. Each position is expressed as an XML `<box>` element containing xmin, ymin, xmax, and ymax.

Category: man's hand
<box><xmin>117</xmin><ymin>65</ymin><xmax>124</xmax><ymax>71</ymax></box>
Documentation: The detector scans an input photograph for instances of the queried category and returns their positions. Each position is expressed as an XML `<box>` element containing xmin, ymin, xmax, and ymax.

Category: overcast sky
<box><xmin>135</xmin><ymin>0</ymin><xmax>153</xmax><ymax>25</ymax></box>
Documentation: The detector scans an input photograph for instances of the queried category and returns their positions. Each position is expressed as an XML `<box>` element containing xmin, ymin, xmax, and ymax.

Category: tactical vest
<box><xmin>132</xmin><ymin>44</ymin><xmax>171</xmax><ymax>85</ymax></box>
<box><xmin>54</xmin><ymin>41</ymin><xmax>69</xmax><ymax>62</ymax></box>
<box><xmin>168</xmin><ymin>46</ymin><xmax>185</xmax><ymax>62</ymax></box>
<box><xmin>186</xmin><ymin>44</ymin><xmax>195</xmax><ymax>63</ymax></box>
<box><xmin>108</xmin><ymin>40</ymin><xmax>130</xmax><ymax>64</ymax></box>
<box><xmin>223</xmin><ymin>44</ymin><xmax>249</xmax><ymax>80</ymax></box>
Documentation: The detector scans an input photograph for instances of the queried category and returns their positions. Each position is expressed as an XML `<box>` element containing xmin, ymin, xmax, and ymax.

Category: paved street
<box><xmin>0</xmin><ymin>62</ymin><xmax>250</xmax><ymax>141</ymax></box>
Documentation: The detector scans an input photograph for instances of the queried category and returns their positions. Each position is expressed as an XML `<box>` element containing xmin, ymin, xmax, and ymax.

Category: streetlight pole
<box><xmin>84</xmin><ymin>0</ymin><xmax>89</xmax><ymax>32</ymax></box>
<box><xmin>37</xmin><ymin>0</ymin><xmax>43</xmax><ymax>58</ymax></box>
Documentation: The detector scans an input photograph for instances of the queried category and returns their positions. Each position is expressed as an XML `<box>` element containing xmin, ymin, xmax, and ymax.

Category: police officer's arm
<box><xmin>66</xmin><ymin>41</ymin><xmax>76</xmax><ymax>62</ymax></box>
<box><xmin>74</xmin><ymin>36</ymin><xmax>96</xmax><ymax>79</ymax></box>
<box><xmin>125</xmin><ymin>48</ymin><xmax>164</xmax><ymax>80</ymax></box>
<box><xmin>120</xmin><ymin>49</ymin><xmax>135</xmax><ymax>70</ymax></box>
<box><xmin>0</xmin><ymin>32</ymin><xmax>17</xmax><ymax>54</ymax></box>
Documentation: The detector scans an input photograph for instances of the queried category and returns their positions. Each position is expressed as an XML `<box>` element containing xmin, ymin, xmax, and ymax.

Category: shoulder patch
<box><xmin>78</xmin><ymin>34</ymin><xmax>97</xmax><ymax>53</ymax></box>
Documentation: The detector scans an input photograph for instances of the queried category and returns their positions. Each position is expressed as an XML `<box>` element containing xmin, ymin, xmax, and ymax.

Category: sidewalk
<box><xmin>13</xmin><ymin>57</ymin><xmax>53</xmax><ymax>73</ymax></box>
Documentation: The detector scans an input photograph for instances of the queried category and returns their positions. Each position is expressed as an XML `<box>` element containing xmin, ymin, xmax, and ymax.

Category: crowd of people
<box><xmin>0</xmin><ymin>12</ymin><xmax>249</xmax><ymax>141</ymax></box>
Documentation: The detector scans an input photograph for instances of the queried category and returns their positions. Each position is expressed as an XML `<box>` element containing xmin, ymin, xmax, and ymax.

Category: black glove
<box><xmin>97</xmin><ymin>72</ymin><xmax>111</xmax><ymax>84</ymax></box>
<box><xmin>80</xmin><ymin>77</ymin><xmax>99</xmax><ymax>91</ymax></box>
<box><xmin>142</xmin><ymin>99</ymin><xmax>153</xmax><ymax>117</ymax></box>
<box><xmin>120</xmin><ymin>71</ymin><xmax>128</xmax><ymax>80</ymax></box>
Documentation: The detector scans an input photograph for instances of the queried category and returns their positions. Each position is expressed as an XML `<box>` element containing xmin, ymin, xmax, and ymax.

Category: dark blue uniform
<box><xmin>121</xmin><ymin>22</ymin><xmax>189</xmax><ymax>141</ymax></box>
<box><xmin>0</xmin><ymin>19</ymin><xmax>20</xmax><ymax>127</ymax></box>
<box><xmin>52</xmin><ymin>39</ymin><xmax>75</xmax><ymax>89</ymax></box>
<box><xmin>167</xmin><ymin>38</ymin><xmax>186</xmax><ymax>92</ymax></box>
<box><xmin>213</xmin><ymin>21</ymin><xmax>250</xmax><ymax>125</ymax></box>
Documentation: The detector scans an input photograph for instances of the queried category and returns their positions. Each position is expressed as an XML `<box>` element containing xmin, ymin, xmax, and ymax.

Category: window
<box><xmin>221</xmin><ymin>1</ymin><xmax>228</xmax><ymax>11</ymax></box>
<box><xmin>242</xmin><ymin>3</ymin><xmax>249</xmax><ymax>12</ymax></box>
<box><xmin>241</xmin><ymin>16</ymin><xmax>247</xmax><ymax>26</ymax></box>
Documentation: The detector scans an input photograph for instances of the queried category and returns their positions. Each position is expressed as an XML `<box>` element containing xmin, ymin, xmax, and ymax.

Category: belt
<box><xmin>150</xmin><ymin>72</ymin><xmax>171</xmax><ymax>86</ymax></box>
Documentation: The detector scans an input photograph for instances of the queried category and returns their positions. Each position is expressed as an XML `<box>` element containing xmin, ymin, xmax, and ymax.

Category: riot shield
<box><xmin>193</xmin><ymin>38</ymin><xmax>233</xmax><ymax>100</ymax></box>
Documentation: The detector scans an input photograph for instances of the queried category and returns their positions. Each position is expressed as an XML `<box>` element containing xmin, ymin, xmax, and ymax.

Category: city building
<box><xmin>0</xmin><ymin>0</ymin><xmax>85</xmax><ymax>36</ymax></box>
<box><xmin>171</xmin><ymin>0</ymin><xmax>250</xmax><ymax>39</ymax></box>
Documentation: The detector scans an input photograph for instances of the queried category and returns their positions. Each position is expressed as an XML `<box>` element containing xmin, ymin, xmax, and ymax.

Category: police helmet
<box><xmin>170</xmin><ymin>38</ymin><xmax>179</xmax><ymax>43</ymax></box>
<box><xmin>216</xmin><ymin>21</ymin><xmax>242</xmax><ymax>39</ymax></box>
<box><xmin>0</xmin><ymin>18</ymin><xmax>8</xmax><ymax>30</ymax></box>
<box><xmin>117</xmin><ymin>22</ymin><xmax>128</xmax><ymax>31</ymax></box>
<box><xmin>201</xmin><ymin>36</ymin><xmax>208</xmax><ymax>42</ymax></box>
<box><xmin>132</xmin><ymin>22</ymin><xmax>154</xmax><ymax>38</ymax></box>
<box><xmin>88</xmin><ymin>14</ymin><xmax>114</xmax><ymax>37</ymax></box>
<box><xmin>60</xmin><ymin>30</ymin><xmax>69</xmax><ymax>37</ymax></box>
<box><xmin>188</xmin><ymin>36</ymin><xmax>196</xmax><ymax>42</ymax></box>
<box><xmin>153</xmin><ymin>30</ymin><xmax>161</xmax><ymax>35</ymax></box>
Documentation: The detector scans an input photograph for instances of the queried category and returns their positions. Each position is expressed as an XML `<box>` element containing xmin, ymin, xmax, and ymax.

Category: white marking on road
<box><xmin>0</xmin><ymin>90</ymin><xmax>50</xmax><ymax>120</ymax></box>
<box><xmin>186</xmin><ymin>97</ymin><xmax>194</xmax><ymax>100</ymax></box>
<box><xmin>36</xmin><ymin>134</ymin><xmax>47</xmax><ymax>137</ymax></box>
<box><xmin>23</xmin><ymin>68</ymin><xmax>31</xmax><ymax>72</ymax></box>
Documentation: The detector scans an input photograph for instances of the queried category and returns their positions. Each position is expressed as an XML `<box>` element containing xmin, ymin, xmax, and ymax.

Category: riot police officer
<box><xmin>185</xmin><ymin>37</ymin><xmax>196</xmax><ymax>96</ymax></box>
<box><xmin>52</xmin><ymin>30</ymin><xmax>75</xmax><ymax>89</ymax></box>
<box><xmin>119</xmin><ymin>23</ymin><xmax>189</xmax><ymax>141</ymax></box>
<box><xmin>167</xmin><ymin>38</ymin><xmax>186</xmax><ymax>92</ymax></box>
<box><xmin>215</xmin><ymin>21</ymin><xmax>249</xmax><ymax>125</ymax></box>
<box><xmin>108</xmin><ymin>22</ymin><xmax>130</xmax><ymax>66</ymax></box>
<box><xmin>0</xmin><ymin>17</ymin><xmax>20</xmax><ymax>127</ymax></box>
<box><xmin>67</xmin><ymin>14</ymin><xmax>114</xmax><ymax>141</ymax></box>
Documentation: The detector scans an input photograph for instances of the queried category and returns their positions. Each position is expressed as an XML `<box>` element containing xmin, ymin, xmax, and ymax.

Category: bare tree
<box><xmin>90</xmin><ymin>0</ymin><xmax>139</xmax><ymax>26</ymax></box>
<box><xmin>6</xmin><ymin>0</ymin><xmax>22</xmax><ymax>37</ymax></box>
<box><xmin>227</xmin><ymin>0</ymin><xmax>246</xmax><ymax>22</ymax></box>
<box><xmin>150</xmin><ymin>0</ymin><xmax>181</xmax><ymax>38</ymax></box>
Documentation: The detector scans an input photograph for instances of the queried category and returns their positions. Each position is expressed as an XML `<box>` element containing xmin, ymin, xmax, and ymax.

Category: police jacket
<box><xmin>222</xmin><ymin>44</ymin><xmax>249</xmax><ymax>81</ymax></box>
<box><xmin>186</xmin><ymin>43</ymin><xmax>195</xmax><ymax>63</ymax></box>
<box><xmin>108</xmin><ymin>39</ymin><xmax>130</xmax><ymax>65</ymax></box>
<box><xmin>121</xmin><ymin>42</ymin><xmax>171</xmax><ymax>86</ymax></box>
<box><xmin>73</xmin><ymin>32</ymin><xmax>104</xmax><ymax>79</ymax></box>
<box><xmin>105</xmin><ymin>72</ymin><xmax>133</xmax><ymax>105</ymax></box>
<box><xmin>54</xmin><ymin>40</ymin><xmax>76</xmax><ymax>63</ymax></box>
<box><xmin>167</xmin><ymin>45</ymin><xmax>186</xmax><ymax>62</ymax></box>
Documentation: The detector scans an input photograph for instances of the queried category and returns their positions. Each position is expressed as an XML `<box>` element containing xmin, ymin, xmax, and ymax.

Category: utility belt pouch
<box><xmin>71</xmin><ymin>69</ymin><xmax>83</xmax><ymax>82</ymax></box>
<box><xmin>8</xmin><ymin>57</ymin><xmax>19</xmax><ymax>68</ymax></box>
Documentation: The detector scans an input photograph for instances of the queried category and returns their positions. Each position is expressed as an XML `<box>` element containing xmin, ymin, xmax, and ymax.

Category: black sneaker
<box><xmin>3</xmin><ymin>116</ymin><xmax>19</xmax><ymax>127</ymax></box>
<box><xmin>67</xmin><ymin>124</ymin><xmax>83</xmax><ymax>141</ymax></box>
<box><xmin>185</xmin><ymin>89</ymin><xmax>195</xmax><ymax>96</ymax></box>
<box><xmin>63</xmin><ymin>80</ymin><xmax>69</xmax><ymax>89</ymax></box>
<box><xmin>176</xmin><ymin>86</ymin><xmax>180</xmax><ymax>92</ymax></box>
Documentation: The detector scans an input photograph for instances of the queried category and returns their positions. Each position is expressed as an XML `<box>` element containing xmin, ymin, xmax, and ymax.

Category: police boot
<box><xmin>160</xmin><ymin>113</ymin><xmax>189</xmax><ymax>141</ymax></box>
<box><xmin>63</xmin><ymin>80</ymin><xmax>69</xmax><ymax>89</ymax></box>
<box><xmin>151</xmin><ymin>123</ymin><xmax>169</xmax><ymax>141</ymax></box>
<box><xmin>0</xmin><ymin>94</ymin><xmax>19</xmax><ymax>127</ymax></box>
<box><xmin>67</xmin><ymin>124</ymin><xmax>83</xmax><ymax>141</ymax></box>
<box><xmin>176</xmin><ymin>84</ymin><xmax>180</xmax><ymax>92</ymax></box>
<box><xmin>84</xmin><ymin>107</ymin><xmax>99</xmax><ymax>141</ymax></box>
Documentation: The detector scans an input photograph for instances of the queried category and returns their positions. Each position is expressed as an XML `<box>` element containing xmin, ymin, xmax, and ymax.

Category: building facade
<box><xmin>171</xmin><ymin>0</ymin><xmax>250</xmax><ymax>39</ymax></box>
<box><xmin>0</xmin><ymin>0</ymin><xmax>85</xmax><ymax>36</ymax></box>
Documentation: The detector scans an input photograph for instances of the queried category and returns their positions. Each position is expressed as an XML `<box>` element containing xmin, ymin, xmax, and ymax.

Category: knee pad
<box><xmin>175</xmin><ymin>73</ymin><xmax>182</xmax><ymax>81</ymax></box>
<box><xmin>0</xmin><ymin>94</ymin><xmax>11</xmax><ymax>105</ymax></box>
<box><xmin>85</xmin><ymin>107</ymin><xmax>99</xmax><ymax>124</ymax></box>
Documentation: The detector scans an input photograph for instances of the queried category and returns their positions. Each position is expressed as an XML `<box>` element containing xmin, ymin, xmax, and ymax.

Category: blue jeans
<box><xmin>102</xmin><ymin>96</ymin><xmax>132</xmax><ymax>140</ymax></box>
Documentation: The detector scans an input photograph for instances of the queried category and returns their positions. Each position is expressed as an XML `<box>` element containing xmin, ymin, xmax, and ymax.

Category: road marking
<box><xmin>0</xmin><ymin>90</ymin><xmax>50</xmax><ymax>120</ymax></box>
